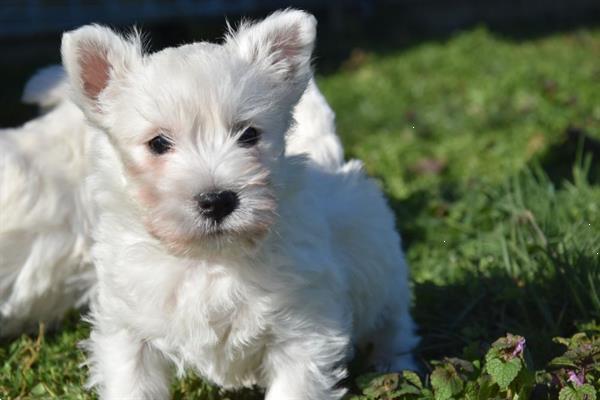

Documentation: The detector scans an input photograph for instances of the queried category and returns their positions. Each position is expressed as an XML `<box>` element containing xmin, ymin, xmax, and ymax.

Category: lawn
<box><xmin>1</xmin><ymin>27</ymin><xmax>599</xmax><ymax>399</ymax></box>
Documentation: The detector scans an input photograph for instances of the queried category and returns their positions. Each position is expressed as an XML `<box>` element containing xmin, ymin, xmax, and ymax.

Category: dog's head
<box><xmin>62</xmin><ymin>10</ymin><xmax>316</xmax><ymax>255</ymax></box>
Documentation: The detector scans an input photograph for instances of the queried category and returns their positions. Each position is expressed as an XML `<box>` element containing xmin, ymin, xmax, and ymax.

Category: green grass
<box><xmin>1</xmin><ymin>27</ymin><xmax>599</xmax><ymax>399</ymax></box>
<box><xmin>318</xmin><ymin>27</ymin><xmax>600</xmax><ymax>366</ymax></box>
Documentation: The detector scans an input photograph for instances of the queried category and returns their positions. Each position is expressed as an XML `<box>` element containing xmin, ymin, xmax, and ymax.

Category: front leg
<box><xmin>84</xmin><ymin>327</ymin><xmax>171</xmax><ymax>400</ymax></box>
<box><xmin>263</xmin><ymin>334</ymin><xmax>350</xmax><ymax>400</ymax></box>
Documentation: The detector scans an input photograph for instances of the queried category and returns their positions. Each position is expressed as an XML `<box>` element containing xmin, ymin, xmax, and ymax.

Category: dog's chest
<box><xmin>156</xmin><ymin>267</ymin><xmax>272</xmax><ymax>386</ymax></box>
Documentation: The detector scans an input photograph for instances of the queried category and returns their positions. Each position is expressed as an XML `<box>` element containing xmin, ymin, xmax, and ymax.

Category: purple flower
<box><xmin>511</xmin><ymin>337</ymin><xmax>526</xmax><ymax>357</ymax></box>
<box><xmin>568</xmin><ymin>370</ymin><xmax>585</xmax><ymax>387</ymax></box>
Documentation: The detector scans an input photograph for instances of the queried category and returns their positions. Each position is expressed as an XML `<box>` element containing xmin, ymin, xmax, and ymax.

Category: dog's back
<box><xmin>287</xmin><ymin>80</ymin><xmax>345</xmax><ymax>170</ymax></box>
<box><xmin>0</xmin><ymin>71</ymin><xmax>94</xmax><ymax>337</ymax></box>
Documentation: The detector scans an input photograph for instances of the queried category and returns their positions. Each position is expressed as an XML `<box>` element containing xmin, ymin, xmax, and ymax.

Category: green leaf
<box><xmin>559</xmin><ymin>384</ymin><xmax>597</xmax><ymax>400</ymax></box>
<box><xmin>477</xmin><ymin>376</ymin><xmax>497</xmax><ymax>400</ymax></box>
<box><xmin>579</xmin><ymin>384</ymin><xmax>598</xmax><ymax>400</ymax></box>
<box><xmin>559</xmin><ymin>387</ymin><xmax>576</xmax><ymax>400</ymax></box>
<box><xmin>491</xmin><ymin>333</ymin><xmax>524</xmax><ymax>351</ymax></box>
<box><xmin>418</xmin><ymin>388</ymin><xmax>436</xmax><ymax>400</ymax></box>
<box><xmin>486</xmin><ymin>357</ymin><xmax>522</xmax><ymax>389</ymax></box>
<box><xmin>555</xmin><ymin>337</ymin><xmax>573</xmax><ymax>347</ymax></box>
<box><xmin>403</xmin><ymin>370</ymin><xmax>423</xmax><ymax>389</ymax></box>
<box><xmin>549</xmin><ymin>356</ymin><xmax>578</xmax><ymax>368</ymax></box>
<box><xmin>463</xmin><ymin>381</ymin><xmax>479</xmax><ymax>400</ymax></box>
<box><xmin>431</xmin><ymin>365</ymin><xmax>464</xmax><ymax>400</ymax></box>
<box><xmin>30</xmin><ymin>383</ymin><xmax>47</xmax><ymax>396</ymax></box>
<box><xmin>356</xmin><ymin>373</ymin><xmax>384</xmax><ymax>391</ymax></box>
<box><xmin>360</xmin><ymin>373</ymin><xmax>400</xmax><ymax>398</ymax></box>
<box><xmin>395</xmin><ymin>384</ymin><xmax>422</xmax><ymax>396</ymax></box>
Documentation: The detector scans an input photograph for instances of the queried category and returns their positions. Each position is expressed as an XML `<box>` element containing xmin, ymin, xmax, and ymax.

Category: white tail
<box><xmin>21</xmin><ymin>65</ymin><xmax>69</xmax><ymax>110</ymax></box>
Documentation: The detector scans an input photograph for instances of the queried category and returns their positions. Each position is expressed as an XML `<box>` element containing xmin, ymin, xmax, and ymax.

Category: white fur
<box><xmin>3</xmin><ymin>9</ymin><xmax>418</xmax><ymax>399</ymax></box>
<box><xmin>0</xmin><ymin>65</ymin><xmax>345</xmax><ymax>339</ymax></box>
<box><xmin>21</xmin><ymin>65</ymin><xmax>70</xmax><ymax>110</ymax></box>
<box><xmin>0</xmin><ymin>82</ymin><xmax>95</xmax><ymax>336</ymax></box>
<box><xmin>59</xmin><ymin>10</ymin><xmax>418</xmax><ymax>399</ymax></box>
<box><xmin>286</xmin><ymin>80</ymin><xmax>344</xmax><ymax>170</ymax></box>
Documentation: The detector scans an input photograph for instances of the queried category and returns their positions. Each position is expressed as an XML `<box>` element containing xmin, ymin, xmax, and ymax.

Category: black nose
<box><xmin>195</xmin><ymin>190</ymin><xmax>239</xmax><ymax>223</ymax></box>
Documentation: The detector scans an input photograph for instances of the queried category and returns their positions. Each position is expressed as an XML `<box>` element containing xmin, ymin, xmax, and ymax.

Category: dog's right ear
<box><xmin>61</xmin><ymin>25</ymin><xmax>142</xmax><ymax>126</ymax></box>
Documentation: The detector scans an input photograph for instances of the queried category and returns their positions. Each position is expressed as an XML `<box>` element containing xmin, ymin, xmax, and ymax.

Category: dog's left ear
<box><xmin>61</xmin><ymin>25</ymin><xmax>142</xmax><ymax>127</ymax></box>
<box><xmin>227</xmin><ymin>9</ymin><xmax>316</xmax><ymax>86</ymax></box>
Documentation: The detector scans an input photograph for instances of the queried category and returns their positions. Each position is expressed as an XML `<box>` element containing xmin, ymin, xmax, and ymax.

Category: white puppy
<box><xmin>0</xmin><ymin>66</ymin><xmax>95</xmax><ymax>337</ymax></box>
<box><xmin>0</xmin><ymin>69</ymin><xmax>339</xmax><ymax>337</ymax></box>
<box><xmin>60</xmin><ymin>9</ymin><xmax>418</xmax><ymax>399</ymax></box>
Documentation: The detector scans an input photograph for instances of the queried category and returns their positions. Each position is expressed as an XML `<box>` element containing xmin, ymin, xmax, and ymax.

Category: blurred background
<box><xmin>1</xmin><ymin>1</ymin><xmax>599</xmax><ymax>399</ymax></box>
<box><xmin>1</xmin><ymin>0</ymin><xmax>599</xmax><ymax>126</ymax></box>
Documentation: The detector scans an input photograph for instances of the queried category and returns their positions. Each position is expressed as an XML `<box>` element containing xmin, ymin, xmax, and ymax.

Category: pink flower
<box><xmin>568</xmin><ymin>370</ymin><xmax>584</xmax><ymax>387</ymax></box>
<box><xmin>511</xmin><ymin>337</ymin><xmax>526</xmax><ymax>357</ymax></box>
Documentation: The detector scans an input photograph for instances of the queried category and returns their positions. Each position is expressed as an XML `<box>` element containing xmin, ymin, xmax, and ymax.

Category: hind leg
<box><xmin>365</xmin><ymin>307</ymin><xmax>420</xmax><ymax>372</ymax></box>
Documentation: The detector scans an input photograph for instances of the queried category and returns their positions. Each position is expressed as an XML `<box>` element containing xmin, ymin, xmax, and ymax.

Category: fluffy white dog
<box><xmin>0</xmin><ymin>64</ymin><xmax>340</xmax><ymax>338</ymax></box>
<box><xmin>2</xmin><ymin>8</ymin><xmax>418</xmax><ymax>399</ymax></box>
<box><xmin>59</xmin><ymin>9</ymin><xmax>418</xmax><ymax>399</ymax></box>
<box><xmin>0</xmin><ymin>65</ymin><xmax>338</xmax><ymax>339</ymax></box>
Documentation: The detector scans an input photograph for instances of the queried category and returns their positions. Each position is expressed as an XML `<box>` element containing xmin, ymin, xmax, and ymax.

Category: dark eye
<box><xmin>238</xmin><ymin>127</ymin><xmax>260</xmax><ymax>147</ymax></box>
<box><xmin>148</xmin><ymin>134</ymin><xmax>173</xmax><ymax>155</ymax></box>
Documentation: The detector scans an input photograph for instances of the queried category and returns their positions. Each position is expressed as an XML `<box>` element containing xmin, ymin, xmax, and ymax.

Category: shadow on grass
<box><xmin>412</xmin><ymin>253</ymin><xmax>600</xmax><ymax>370</ymax></box>
<box><xmin>389</xmin><ymin>149</ymin><xmax>600</xmax><ymax>369</ymax></box>
<box><xmin>539</xmin><ymin>126</ymin><xmax>600</xmax><ymax>185</ymax></box>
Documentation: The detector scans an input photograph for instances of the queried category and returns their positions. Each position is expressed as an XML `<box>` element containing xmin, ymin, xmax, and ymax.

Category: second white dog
<box><xmin>0</xmin><ymin>66</ymin><xmax>95</xmax><ymax>337</ymax></box>
<box><xmin>61</xmin><ymin>9</ymin><xmax>418</xmax><ymax>399</ymax></box>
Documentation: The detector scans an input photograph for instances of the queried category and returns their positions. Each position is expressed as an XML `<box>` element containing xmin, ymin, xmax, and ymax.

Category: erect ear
<box><xmin>226</xmin><ymin>9</ymin><xmax>316</xmax><ymax>86</ymax></box>
<box><xmin>61</xmin><ymin>25</ymin><xmax>142</xmax><ymax>125</ymax></box>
